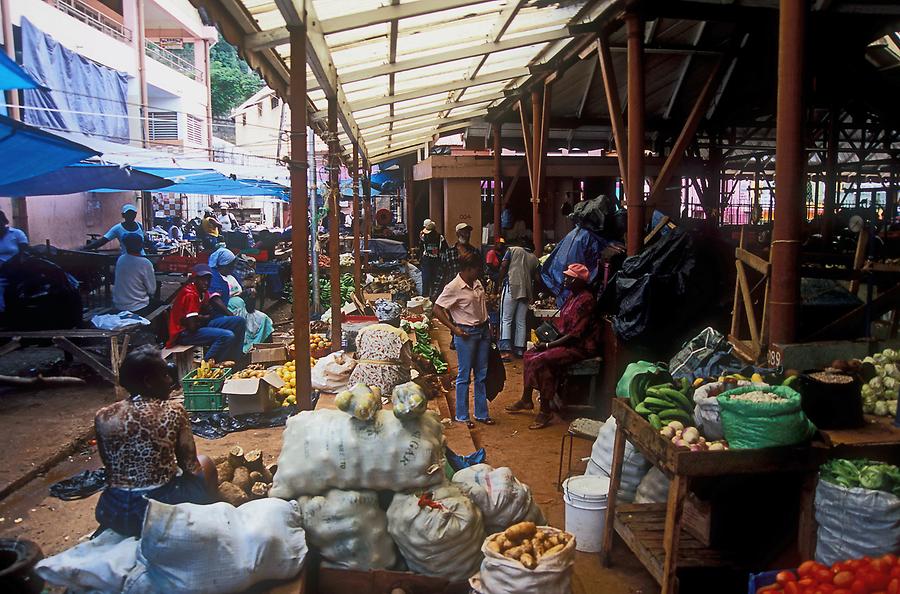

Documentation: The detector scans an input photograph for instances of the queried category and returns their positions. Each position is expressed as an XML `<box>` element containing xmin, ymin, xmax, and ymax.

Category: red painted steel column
<box><xmin>626</xmin><ymin>14</ymin><xmax>645</xmax><ymax>256</ymax></box>
<box><xmin>531</xmin><ymin>89</ymin><xmax>543</xmax><ymax>256</ymax></box>
<box><xmin>769</xmin><ymin>0</ymin><xmax>806</xmax><ymax>345</ymax></box>
<box><xmin>493</xmin><ymin>125</ymin><xmax>502</xmax><ymax>243</ymax></box>
<box><xmin>289</xmin><ymin>24</ymin><xmax>312</xmax><ymax>409</ymax></box>
<box><xmin>406</xmin><ymin>166</ymin><xmax>415</xmax><ymax>248</ymax></box>
<box><xmin>327</xmin><ymin>97</ymin><xmax>342</xmax><ymax>350</ymax></box>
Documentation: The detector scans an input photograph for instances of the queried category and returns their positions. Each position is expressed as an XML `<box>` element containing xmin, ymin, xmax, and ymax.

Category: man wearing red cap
<box><xmin>506</xmin><ymin>262</ymin><xmax>601</xmax><ymax>429</ymax></box>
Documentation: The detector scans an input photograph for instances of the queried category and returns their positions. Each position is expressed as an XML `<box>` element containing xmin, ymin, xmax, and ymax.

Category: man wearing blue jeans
<box><xmin>498</xmin><ymin>241</ymin><xmax>539</xmax><ymax>361</ymax></box>
<box><xmin>433</xmin><ymin>254</ymin><xmax>496</xmax><ymax>428</ymax></box>
<box><xmin>167</xmin><ymin>265</ymin><xmax>245</xmax><ymax>363</ymax></box>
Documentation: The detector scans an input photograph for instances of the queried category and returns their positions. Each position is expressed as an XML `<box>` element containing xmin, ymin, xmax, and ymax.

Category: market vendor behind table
<box><xmin>85</xmin><ymin>203</ymin><xmax>145</xmax><ymax>254</ymax></box>
<box><xmin>94</xmin><ymin>345</ymin><xmax>217</xmax><ymax>538</ymax></box>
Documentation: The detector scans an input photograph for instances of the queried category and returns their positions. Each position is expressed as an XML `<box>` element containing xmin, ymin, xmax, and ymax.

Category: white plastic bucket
<box><xmin>563</xmin><ymin>474</ymin><xmax>610</xmax><ymax>553</ymax></box>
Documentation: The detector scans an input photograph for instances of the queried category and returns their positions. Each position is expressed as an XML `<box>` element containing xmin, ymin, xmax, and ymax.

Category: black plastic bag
<box><xmin>569</xmin><ymin>195</ymin><xmax>610</xmax><ymax>235</ymax></box>
<box><xmin>49</xmin><ymin>468</ymin><xmax>106</xmax><ymax>500</ymax></box>
<box><xmin>3</xmin><ymin>256</ymin><xmax>82</xmax><ymax>330</ymax></box>
<box><xmin>485</xmin><ymin>342</ymin><xmax>506</xmax><ymax>402</ymax></box>
<box><xmin>189</xmin><ymin>400</ymin><xmax>315</xmax><ymax>440</ymax></box>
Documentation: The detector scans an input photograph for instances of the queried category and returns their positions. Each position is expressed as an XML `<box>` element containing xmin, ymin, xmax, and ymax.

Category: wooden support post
<box><xmin>597</xmin><ymin>37</ymin><xmax>627</xmax><ymax>191</ymax></box>
<box><xmin>493</xmin><ymin>124</ymin><xmax>502</xmax><ymax>242</ymax></box>
<box><xmin>517</xmin><ymin>100</ymin><xmax>533</xmax><ymax>203</ymax></box>
<box><xmin>327</xmin><ymin>96</ymin><xmax>342</xmax><ymax>351</ymax></box>
<box><xmin>647</xmin><ymin>57</ymin><xmax>725</xmax><ymax>207</ymax></box>
<box><xmin>626</xmin><ymin>14</ymin><xmax>646</xmax><ymax>256</ymax></box>
<box><xmin>352</xmin><ymin>144</ymin><xmax>362</xmax><ymax>298</ymax></box>
<box><xmin>405</xmin><ymin>166</ymin><xmax>415</xmax><ymax>249</ymax></box>
<box><xmin>364</xmin><ymin>159</ymin><xmax>371</xmax><ymax>251</ymax></box>
<box><xmin>531</xmin><ymin>89</ymin><xmax>544</xmax><ymax>257</ymax></box>
<box><xmin>769</xmin><ymin>0</ymin><xmax>806</xmax><ymax>345</ymax></box>
<box><xmin>289</xmin><ymin>23</ymin><xmax>312</xmax><ymax>409</ymax></box>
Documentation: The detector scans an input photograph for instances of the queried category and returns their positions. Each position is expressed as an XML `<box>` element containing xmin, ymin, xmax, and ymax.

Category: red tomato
<box><xmin>872</xmin><ymin>560</ymin><xmax>889</xmax><ymax>574</ymax></box>
<box><xmin>851</xmin><ymin>579</ymin><xmax>868</xmax><ymax>594</ymax></box>
<box><xmin>889</xmin><ymin>578</ymin><xmax>900</xmax><ymax>594</ymax></box>
<box><xmin>778</xmin><ymin>571</ymin><xmax>799</xmax><ymax>584</ymax></box>
<box><xmin>799</xmin><ymin>579</ymin><xmax>817</xmax><ymax>587</ymax></box>
<box><xmin>817</xmin><ymin>569</ymin><xmax>837</xmax><ymax>583</ymax></box>
<box><xmin>784</xmin><ymin>582</ymin><xmax>801</xmax><ymax>594</ymax></box>
<box><xmin>818</xmin><ymin>584</ymin><xmax>836</xmax><ymax>594</ymax></box>
<box><xmin>867</xmin><ymin>572</ymin><xmax>891</xmax><ymax>590</ymax></box>
<box><xmin>756</xmin><ymin>586</ymin><xmax>782</xmax><ymax>593</ymax></box>
<box><xmin>882</xmin><ymin>555</ymin><xmax>898</xmax><ymax>568</ymax></box>
<box><xmin>833</xmin><ymin>563</ymin><xmax>848</xmax><ymax>573</ymax></box>
<box><xmin>834</xmin><ymin>590</ymin><xmax>851</xmax><ymax>594</ymax></box>
<box><xmin>848</xmin><ymin>560</ymin><xmax>864</xmax><ymax>571</ymax></box>
<box><xmin>800</xmin><ymin>562</ymin><xmax>819</xmax><ymax>578</ymax></box>
<box><xmin>891</xmin><ymin>566</ymin><xmax>900</xmax><ymax>580</ymax></box>
<box><xmin>834</xmin><ymin>572</ymin><xmax>855</xmax><ymax>587</ymax></box>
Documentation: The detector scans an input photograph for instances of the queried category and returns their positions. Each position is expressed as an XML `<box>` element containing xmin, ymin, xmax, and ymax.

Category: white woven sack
<box><xmin>815</xmin><ymin>479</ymin><xmax>900</xmax><ymax>565</ymax></box>
<box><xmin>634</xmin><ymin>467</ymin><xmax>671</xmax><ymax>504</ymax></box>
<box><xmin>451</xmin><ymin>464</ymin><xmax>545</xmax><ymax>533</ymax></box>
<box><xmin>297</xmin><ymin>489</ymin><xmax>397</xmax><ymax>570</ymax></box>
<box><xmin>36</xmin><ymin>529</ymin><xmax>139</xmax><ymax>593</ymax></box>
<box><xmin>692</xmin><ymin>380</ymin><xmax>759</xmax><ymax>441</ymax></box>
<box><xmin>586</xmin><ymin>415</ymin><xmax>651</xmax><ymax>502</ymax></box>
<box><xmin>311</xmin><ymin>351</ymin><xmax>356</xmax><ymax>392</ymax></box>
<box><xmin>387</xmin><ymin>484</ymin><xmax>485</xmax><ymax>581</ymax></box>
<box><xmin>471</xmin><ymin>528</ymin><xmax>576</xmax><ymax>594</ymax></box>
<box><xmin>270</xmin><ymin>409</ymin><xmax>445</xmax><ymax>498</ymax></box>
<box><xmin>127</xmin><ymin>498</ymin><xmax>307</xmax><ymax>594</ymax></box>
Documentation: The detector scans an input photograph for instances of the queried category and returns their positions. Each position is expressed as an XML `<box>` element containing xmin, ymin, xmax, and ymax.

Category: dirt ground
<box><xmin>0</xmin><ymin>323</ymin><xmax>657</xmax><ymax>594</ymax></box>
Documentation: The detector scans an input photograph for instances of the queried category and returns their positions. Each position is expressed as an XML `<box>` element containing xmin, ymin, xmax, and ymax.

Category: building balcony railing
<box><xmin>50</xmin><ymin>0</ymin><xmax>132</xmax><ymax>44</ymax></box>
<box><xmin>145</xmin><ymin>39</ymin><xmax>202</xmax><ymax>81</ymax></box>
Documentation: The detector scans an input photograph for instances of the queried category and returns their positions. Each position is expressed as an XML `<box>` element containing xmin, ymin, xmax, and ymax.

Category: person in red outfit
<box><xmin>505</xmin><ymin>263</ymin><xmax>600</xmax><ymax>429</ymax></box>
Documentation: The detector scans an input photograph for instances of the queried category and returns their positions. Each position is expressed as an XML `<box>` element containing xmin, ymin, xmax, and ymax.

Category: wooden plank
<box><xmin>643</xmin><ymin>215</ymin><xmax>671</xmax><ymax>245</ymax></box>
<box><xmin>817</xmin><ymin>416</ymin><xmax>900</xmax><ymax>448</ymax></box>
<box><xmin>661</xmin><ymin>475</ymin><xmax>687</xmax><ymax>594</ymax></box>
<box><xmin>848</xmin><ymin>229</ymin><xmax>869</xmax><ymax>295</ymax></box>
<box><xmin>736</xmin><ymin>260</ymin><xmax>760</xmax><ymax>349</ymax></box>
<box><xmin>735</xmin><ymin>247</ymin><xmax>770</xmax><ymax>276</ymax></box>
<box><xmin>0</xmin><ymin>329</ymin><xmax>121</xmax><ymax>339</ymax></box>
<box><xmin>600</xmin><ymin>408</ymin><xmax>628</xmax><ymax>567</ymax></box>
<box><xmin>731</xmin><ymin>229</ymin><xmax>745</xmax><ymax>339</ymax></box>
<box><xmin>52</xmin><ymin>337</ymin><xmax>116</xmax><ymax>384</ymax></box>
<box><xmin>614</xmin><ymin>512</ymin><xmax>664</xmax><ymax>583</ymax></box>
<box><xmin>612</xmin><ymin>400</ymin><xmax>678</xmax><ymax>475</ymax></box>
<box><xmin>597</xmin><ymin>37</ymin><xmax>628</xmax><ymax>190</ymax></box>
<box><xmin>0</xmin><ymin>338</ymin><xmax>22</xmax><ymax>357</ymax></box>
<box><xmin>728</xmin><ymin>336</ymin><xmax>758</xmax><ymax>362</ymax></box>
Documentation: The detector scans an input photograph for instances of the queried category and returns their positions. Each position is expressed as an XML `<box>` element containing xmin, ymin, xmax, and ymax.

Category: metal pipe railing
<box><xmin>144</xmin><ymin>39</ymin><xmax>202</xmax><ymax>81</ymax></box>
<box><xmin>51</xmin><ymin>0</ymin><xmax>132</xmax><ymax>43</ymax></box>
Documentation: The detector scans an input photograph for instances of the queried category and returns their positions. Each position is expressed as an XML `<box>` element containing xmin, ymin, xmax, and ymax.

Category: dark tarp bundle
<box><xmin>49</xmin><ymin>468</ymin><xmax>106</xmax><ymax>500</ymax></box>
<box><xmin>540</xmin><ymin>226</ymin><xmax>608</xmax><ymax>306</ymax></box>
<box><xmin>599</xmin><ymin>228</ymin><xmax>722</xmax><ymax>353</ymax></box>
<box><xmin>3</xmin><ymin>256</ymin><xmax>82</xmax><ymax>330</ymax></box>
<box><xmin>189</xmin><ymin>403</ymin><xmax>311</xmax><ymax>440</ymax></box>
<box><xmin>569</xmin><ymin>195</ymin><xmax>611</xmax><ymax>236</ymax></box>
<box><xmin>21</xmin><ymin>18</ymin><xmax>130</xmax><ymax>143</ymax></box>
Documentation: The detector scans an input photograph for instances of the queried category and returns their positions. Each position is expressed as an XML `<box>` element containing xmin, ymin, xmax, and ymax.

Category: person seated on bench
<box><xmin>94</xmin><ymin>345</ymin><xmax>217</xmax><ymax>538</ymax></box>
<box><xmin>112</xmin><ymin>233</ymin><xmax>158</xmax><ymax>316</ymax></box>
<box><xmin>505</xmin><ymin>263</ymin><xmax>601</xmax><ymax>430</ymax></box>
<box><xmin>0</xmin><ymin>209</ymin><xmax>29</xmax><ymax>314</ymax></box>
<box><xmin>86</xmin><ymin>203</ymin><xmax>145</xmax><ymax>254</ymax></box>
<box><xmin>167</xmin><ymin>264</ymin><xmax>245</xmax><ymax>363</ymax></box>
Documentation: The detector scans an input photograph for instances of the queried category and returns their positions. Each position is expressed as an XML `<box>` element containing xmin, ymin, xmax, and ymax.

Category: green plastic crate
<box><xmin>182</xmin><ymin>367</ymin><xmax>231</xmax><ymax>412</ymax></box>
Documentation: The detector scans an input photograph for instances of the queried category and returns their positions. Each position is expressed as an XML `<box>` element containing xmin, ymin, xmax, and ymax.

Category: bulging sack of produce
<box><xmin>387</xmin><ymin>484</ymin><xmax>485</xmax><ymax>581</ymax></box>
<box><xmin>311</xmin><ymin>351</ymin><xmax>356</xmax><ymax>392</ymax></box>
<box><xmin>36</xmin><ymin>529</ymin><xmax>139</xmax><ymax>593</ymax></box>
<box><xmin>125</xmin><ymin>498</ymin><xmax>307</xmax><ymax>594</ymax></box>
<box><xmin>693</xmin><ymin>380</ymin><xmax>758</xmax><ymax>441</ymax></box>
<box><xmin>634</xmin><ymin>467</ymin><xmax>670</xmax><ymax>504</ymax></box>
<box><xmin>270</xmin><ymin>409</ymin><xmax>445</xmax><ymax>497</ymax></box>
<box><xmin>335</xmin><ymin>383</ymin><xmax>383</xmax><ymax>421</ymax></box>
<box><xmin>473</xmin><ymin>525</ymin><xmax>576</xmax><ymax>594</ymax></box>
<box><xmin>586</xmin><ymin>416</ymin><xmax>651</xmax><ymax>502</ymax></box>
<box><xmin>814</xmin><ymin>477</ymin><xmax>900</xmax><ymax>565</ymax></box>
<box><xmin>451</xmin><ymin>464</ymin><xmax>545</xmax><ymax>533</ymax></box>
<box><xmin>297</xmin><ymin>489</ymin><xmax>397</xmax><ymax>570</ymax></box>
<box><xmin>392</xmin><ymin>381</ymin><xmax>428</xmax><ymax>419</ymax></box>
<box><xmin>716</xmin><ymin>385</ymin><xmax>816</xmax><ymax>449</ymax></box>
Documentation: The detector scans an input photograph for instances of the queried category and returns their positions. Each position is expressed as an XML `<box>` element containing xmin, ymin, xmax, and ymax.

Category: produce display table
<box><xmin>815</xmin><ymin>416</ymin><xmax>900</xmax><ymax>462</ymax></box>
<box><xmin>599</xmin><ymin>398</ymin><xmax>824</xmax><ymax>594</ymax></box>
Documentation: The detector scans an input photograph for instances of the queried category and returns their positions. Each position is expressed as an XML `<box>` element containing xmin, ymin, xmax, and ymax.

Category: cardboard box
<box><xmin>363</xmin><ymin>292</ymin><xmax>391</xmax><ymax>304</ymax></box>
<box><xmin>223</xmin><ymin>372</ymin><xmax>285</xmax><ymax>415</ymax></box>
<box><xmin>249</xmin><ymin>343</ymin><xmax>289</xmax><ymax>365</ymax></box>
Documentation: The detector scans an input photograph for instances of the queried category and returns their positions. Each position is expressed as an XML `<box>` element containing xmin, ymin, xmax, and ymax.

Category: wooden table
<box><xmin>599</xmin><ymin>399</ymin><xmax>824</xmax><ymax>594</ymax></box>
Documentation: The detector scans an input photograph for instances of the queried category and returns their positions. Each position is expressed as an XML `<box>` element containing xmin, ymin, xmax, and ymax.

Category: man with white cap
<box><xmin>216</xmin><ymin>203</ymin><xmax>238</xmax><ymax>233</ymax></box>
<box><xmin>432</xmin><ymin>221</ymin><xmax>480</xmax><ymax>300</ymax></box>
<box><xmin>419</xmin><ymin>218</ymin><xmax>446</xmax><ymax>297</ymax></box>
<box><xmin>86</xmin><ymin>203</ymin><xmax>145</xmax><ymax>254</ymax></box>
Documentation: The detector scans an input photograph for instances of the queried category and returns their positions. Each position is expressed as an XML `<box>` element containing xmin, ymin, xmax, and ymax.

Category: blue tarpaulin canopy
<box><xmin>0</xmin><ymin>163</ymin><xmax>172</xmax><ymax>196</ymax></box>
<box><xmin>135</xmin><ymin>167</ymin><xmax>289</xmax><ymax>198</ymax></box>
<box><xmin>0</xmin><ymin>52</ymin><xmax>39</xmax><ymax>90</ymax></box>
<box><xmin>0</xmin><ymin>114</ymin><xmax>98</xmax><ymax>188</ymax></box>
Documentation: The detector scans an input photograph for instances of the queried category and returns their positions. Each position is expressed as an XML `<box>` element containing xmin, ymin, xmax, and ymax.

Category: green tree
<box><xmin>210</xmin><ymin>36</ymin><xmax>263</xmax><ymax>117</ymax></box>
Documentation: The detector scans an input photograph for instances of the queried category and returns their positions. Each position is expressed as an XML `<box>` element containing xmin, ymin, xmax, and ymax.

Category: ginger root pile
<box><xmin>485</xmin><ymin>521</ymin><xmax>573</xmax><ymax>570</ymax></box>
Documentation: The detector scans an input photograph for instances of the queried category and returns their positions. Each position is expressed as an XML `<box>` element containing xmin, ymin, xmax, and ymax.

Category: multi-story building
<box><xmin>0</xmin><ymin>0</ymin><xmax>220</xmax><ymax>248</ymax></box>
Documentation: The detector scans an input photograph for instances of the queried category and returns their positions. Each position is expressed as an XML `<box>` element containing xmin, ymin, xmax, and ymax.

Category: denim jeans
<box><xmin>499</xmin><ymin>284</ymin><xmax>528</xmax><ymax>355</ymax></box>
<box><xmin>453</xmin><ymin>323</ymin><xmax>490</xmax><ymax>421</ymax></box>
<box><xmin>420</xmin><ymin>257</ymin><xmax>439</xmax><ymax>298</ymax></box>
<box><xmin>176</xmin><ymin>315</ymin><xmax>246</xmax><ymax>362</ymax></box>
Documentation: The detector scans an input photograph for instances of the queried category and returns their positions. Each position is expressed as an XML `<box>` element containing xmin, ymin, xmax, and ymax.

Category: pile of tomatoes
<box><xmin>757</xmin><ymin>555</ymin><xmax>900</xmax><ymax>594</ymax></box>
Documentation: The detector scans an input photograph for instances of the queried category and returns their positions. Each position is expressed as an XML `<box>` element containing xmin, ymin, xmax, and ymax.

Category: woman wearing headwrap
<box><xmin>348</xmin><ymin>299</ymin><xmax>413</xmax><ymax>396</ymax></box>
<box><xmin>210</xmin><ymin>248</ymin><xmax>273</xmax><ymax>352</ymax></box>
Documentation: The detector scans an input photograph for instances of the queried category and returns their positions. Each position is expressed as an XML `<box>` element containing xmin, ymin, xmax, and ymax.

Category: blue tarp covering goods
<box><xmin>20</xmin><ymin>18</ymin><xmax>130</xmax><ymax>143</ymax></box>
<box><xmin>0</xmin><ymin>163</ymin><xmax>171</xmax><ymax>196</ymax></box>
<box><xmin>0</xmin><ymin>51</ymin><xmax>39</xmax><ymax>90</ymax></box>
<box><xmin>0</xmin><ymin>115</ymin><xmax>98</xmax><ymax>186</ymax></box>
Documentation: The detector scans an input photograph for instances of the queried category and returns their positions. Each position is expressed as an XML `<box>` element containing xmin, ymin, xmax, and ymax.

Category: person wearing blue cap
<box><xmin>86</xmin><ymin>203</ymin><xmax>145</xmax><ymax>254</ymax></box>
<box><xmin>167</xmin><ymin>264</ymin><xmax>245</xmax><ymax>363</ymax></box>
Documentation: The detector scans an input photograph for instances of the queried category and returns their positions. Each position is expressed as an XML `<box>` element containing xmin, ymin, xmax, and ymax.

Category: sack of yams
<box><xmin>485</xmin><ymin>521</ymin><xmax>574</xmax><ymax>570</ymax></box>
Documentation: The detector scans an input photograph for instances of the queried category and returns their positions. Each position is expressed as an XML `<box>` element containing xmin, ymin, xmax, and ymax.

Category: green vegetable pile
<box><xmin>820</xmin><ymin>458</ymin><xmax>900</xmax><ymax>496</ymax></box>
<box><xmin>861</xmin><ymin>348</ymin><xmax>900</xmax><ymax>417</ymax></box>
<box><xmin>281</xmin><ymin>274</ymin><xmax>356</xmax><ymax>306</ymax></box>
<box><xmin>402</xmin><ymin>319</ymin><xmax>448</xmax><ymax>375</ymax></box>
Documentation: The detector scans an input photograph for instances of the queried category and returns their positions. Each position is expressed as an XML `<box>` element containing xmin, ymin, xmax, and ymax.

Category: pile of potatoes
<box><xmin>485</xmin><ymin>521</ymin><xmax>573</xmax><ymax>570</ymax></box>
<box><xmin>215</xmin><ymin>446</ymin><xmax>278</xmax><ymax>506</ymax></box>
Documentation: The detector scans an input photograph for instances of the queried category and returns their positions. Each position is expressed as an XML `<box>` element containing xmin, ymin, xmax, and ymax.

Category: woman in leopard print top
<box><xmin>94</xmin><ymin>345</ymin><xmax>217</xmax><ymax>537</ymax></box>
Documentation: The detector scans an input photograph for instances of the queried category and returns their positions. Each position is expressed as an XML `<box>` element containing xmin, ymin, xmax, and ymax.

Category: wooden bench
<box><xmin>161</xmin><ymin>344</ymin><xmax>201</xmax><ymax>380</ymax></box>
